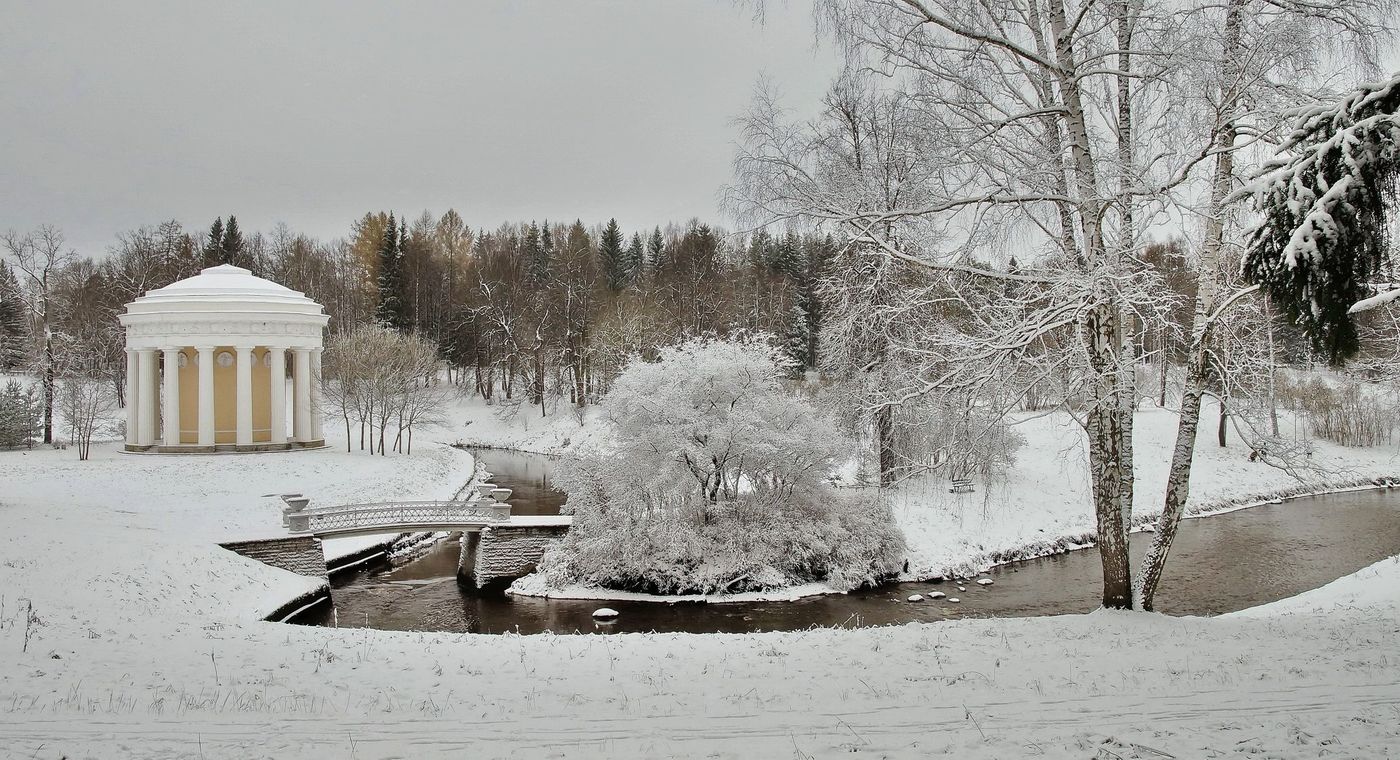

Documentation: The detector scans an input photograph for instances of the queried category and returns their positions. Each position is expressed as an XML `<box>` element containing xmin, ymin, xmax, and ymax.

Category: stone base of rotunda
<box><xmin>124</xmin><ymin>439</ymin><xmax>327</xmax><ymax>454</ymax></box>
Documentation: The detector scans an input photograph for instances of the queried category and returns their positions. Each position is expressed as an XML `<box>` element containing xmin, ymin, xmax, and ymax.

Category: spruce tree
<box><xmin>781</xmin><ymin>300</ymin><xmax>812</xmax><ymax>375</ymax></box>
<box><xmin>0</xmin><ymin>261</ymin><xmax>27</xmax><ymax>371</ymax></box>
<box><xmin>375</xmin><ymin>212</ymin><xmax>405</xmax><ymax>330</ymax></box>
<box><xmin>773</xmin><ymin>230</ymin><xmax>803</xmax><ymax>278</ymax></box>
<box><xmin>647</xmin><ymin>226</ymin><xmax>665</xmax><ymax>274</ymax></box>
<box><xmin>625</xmin><ymin>233</ymin><xmax>644</xmax><ymax>282</ymax></box>
<box><xmin>598</xmin><ymin>218</ymin><xmax>627</xmax><ymax>291</ymax></box>
<box><xmin>221</xmin><ymin>215</ymin><xmax>246</xmax><ymax>268</ymax></box>
<box><xmin>202</xmin><ymin>217</ymin><xmax>225</xmax><ymax>267</ymax></box>
<box><xmin>525</xmin><ymin>222</ymin><xmax>548</xmax><ymax>284</ymax></box>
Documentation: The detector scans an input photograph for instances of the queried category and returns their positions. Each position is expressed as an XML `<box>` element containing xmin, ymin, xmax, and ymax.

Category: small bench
<box><xmin>949</xmin><ymin>478</ymin><xmax>975</xmax><ymax>494</ymax></box>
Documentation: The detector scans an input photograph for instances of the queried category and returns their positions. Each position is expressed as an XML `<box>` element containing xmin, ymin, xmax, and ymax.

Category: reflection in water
<box><xmin>294</xmin><ymin>452</ymin><xmax>1400</xmax><ymax>635</ymax></box>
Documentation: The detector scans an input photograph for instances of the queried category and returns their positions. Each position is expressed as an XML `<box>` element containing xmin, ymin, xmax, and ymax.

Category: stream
<box><xmin>291</xmin><ymin>450</ymin><xmax>1400</xmax><ymax>635</ymax></box>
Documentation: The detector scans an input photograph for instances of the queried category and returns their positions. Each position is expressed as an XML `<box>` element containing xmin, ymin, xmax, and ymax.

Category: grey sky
<box><xmin>1</xmin><ymin>1</ymin><xmax>840</xmax><ymax>257</ymax></box>
<box><xmin>3</xmin><ymin>3</ymin><xmax>1397</xmax><ymax>259</ymax></box>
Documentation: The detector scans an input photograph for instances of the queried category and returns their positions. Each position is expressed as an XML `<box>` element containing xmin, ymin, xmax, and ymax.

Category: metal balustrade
<box><xmin>282</xmin><ymin>487</ymin><xmax>514</xmax><ymax>538</ymax></box>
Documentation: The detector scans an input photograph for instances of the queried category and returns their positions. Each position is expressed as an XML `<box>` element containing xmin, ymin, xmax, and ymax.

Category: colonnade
<box><xmin>123</xmin><ymin>345</ymin><xmax>323</xmax><ymax>450</ymax></box>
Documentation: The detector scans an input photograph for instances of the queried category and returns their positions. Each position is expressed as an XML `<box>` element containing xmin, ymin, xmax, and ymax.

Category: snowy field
<box><xmin>1</xmin><ymin>394</ymin><xmax>1398</xmax><ymax>757</ymax></box>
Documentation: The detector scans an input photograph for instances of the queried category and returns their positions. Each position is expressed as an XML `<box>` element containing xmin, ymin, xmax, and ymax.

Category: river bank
<box><xmin>467</xmin><ymin>396</ymin><xmax>1400</xmax><ymax>602</ymax></box>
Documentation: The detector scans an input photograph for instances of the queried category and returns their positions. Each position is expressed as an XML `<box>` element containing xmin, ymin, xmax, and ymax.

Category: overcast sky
<box><xmin>3</xmin><ymin>3</ymin><xmax>1397</xmax><ymax>259</ymax></box>
<box><xmin>0</xmin><ymin>1</ymin><xmax>839</xmax><ymax>257</ymax></box>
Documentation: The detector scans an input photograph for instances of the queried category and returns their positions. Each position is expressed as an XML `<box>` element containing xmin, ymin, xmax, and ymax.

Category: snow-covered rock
<box><xmin>907</xmin><ymin>594</ymin><xmax>923</xmax><ymax>602</ymax></box>
<box><xmin>592</xmin><ymin>607</ymin><xmax>620</xmax><ymax>619</ymax></box>
<box><xmin>949</xmin><ymin>597</ymin><xmax>961</xmax><ymax>603</ymax></box>
<box><xmin>927</xmin><ymin>591</ymin><xmax>946</xmax><ymax>599</ymax></box>
<box><xmin>977</xmin><ymin>578</ymin><xmax>994</xmax><ymax>586</ymax></box>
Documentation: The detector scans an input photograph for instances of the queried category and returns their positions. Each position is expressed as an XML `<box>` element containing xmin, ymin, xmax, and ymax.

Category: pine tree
<box><xmin>598</xmin><ymin>218</ymin><xmax>627</xmax><ymax>291</ymax></box>
<box><xmin>375</xmin><ymin>212</ymin><xmax>406</xmax><ymax>330</ymax></box>
<box><xmin>647</xmin><ymin>226</ymin><xmax>665</xmax><ymax>275</ymax></box>
<box><xmin>625</xmin><ymin>233</ymin><xmax>644</xmax><ymax>283</ymax></box>
<box><xmin>221</xmin><ymin>215</ymin><xmax>246</xmax><ymax>268</ymax></box>
<box><xmin>202</xmin><ymin>217</ymin><xmax>225</xmax><ymax>267</ymax></box>
<box><xmin>0</xmin><ymin>261</ymin><xmax>27</xmax><ymax>371</ymax></box>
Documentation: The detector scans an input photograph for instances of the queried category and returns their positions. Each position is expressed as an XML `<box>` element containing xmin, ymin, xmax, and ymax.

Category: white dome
<box><xmin>120</xmin><ymin>265</ymin><xmax>328</xmax><ymax>350</ymax></box>
<box><xmin>130</xmin><ymin>264</ymin><xmax>317</xmax><ymax>306</ymax></box>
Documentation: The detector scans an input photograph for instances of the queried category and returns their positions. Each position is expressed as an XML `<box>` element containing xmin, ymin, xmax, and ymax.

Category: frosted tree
<box><xmin>733</xmin><ymin>3</ymin><xmax>1174</xmax><ymax>605</ymax></box>
<box><xmin>539</xmin><ymin>338</ymin><xmax>905</xmax><ymax>594</ymax></box>
<box><xmin>1139</xmin><ymin>0</ymin><xmax>1395</xmax><ymax>609</ymax></box>
<box><xmin>1241</xmin><ymin>72</ymin><xmax>1400</xmax><ymax>357</ymax></box>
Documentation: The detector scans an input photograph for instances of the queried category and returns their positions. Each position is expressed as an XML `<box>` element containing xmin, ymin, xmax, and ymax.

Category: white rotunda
<box><xmin>118</xmin><ymin>265</ymin><xmax>330</xmax><ymax>453</ymax></box>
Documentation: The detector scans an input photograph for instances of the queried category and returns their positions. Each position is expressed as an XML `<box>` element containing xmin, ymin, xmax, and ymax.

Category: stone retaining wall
<box><xmin>221</xmin><ymin>536</ymin><xmax>328</xmax><ymax>578</ymax></box>
<box><xmin>459</xmin><ymin>525</ymin><xmax>569</xmax><ymax>589</ymax></box>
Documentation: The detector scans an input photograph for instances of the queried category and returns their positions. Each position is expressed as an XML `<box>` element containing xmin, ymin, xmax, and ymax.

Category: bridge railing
<box><xmin>282</xmin><ymin>488</ymin><xmax>513</xmax><ymax>536</ymax></box>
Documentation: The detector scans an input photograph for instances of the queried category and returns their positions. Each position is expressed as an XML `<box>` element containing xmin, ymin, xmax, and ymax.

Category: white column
<box><xmin>309</xmin><ymin>347</ymin><xmax>323</xmax><ymax>442</ymax></box>
<box><xmin>161</xmin><ymin>348</ymin><xmax>181</xmax><ymax>446</ymax></box>
<box><xmin>269</xmin><ymin>346</ymin><xmax>287</xmax><ymax>445</ymax></box>
<box><xmin>196</xmin><ymin>345</ymin><xmax>215</xmax><ymax>447</ymax></box>
<box><xmin>124</xmin><ymin>349</ymin><xmax>138</xmax><ymax>446</ymax></box>
<box><xmin>293</xmin><ymin>348</ymin><xmax>312</xmax><ymax>442</ymax></box>
<box><xmin>235</xmin><ymin>345</ymin><xmax>254</xmax><ymax>447</ymax></box>
<box><xmin>137</xmin><ymin>349</ymin><xmax>158</xmax><ymax>446</ymax></box>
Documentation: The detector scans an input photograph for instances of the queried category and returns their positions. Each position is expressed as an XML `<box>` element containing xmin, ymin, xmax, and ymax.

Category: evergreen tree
<box><xmin>0</xmin><ymin>261</ymin><xmax>26</xmax><ymax>371</ymax></box>
<box><xmin>375</xmin><ymin>212</ymin><xmax>406</xmax><ymax>330</ymax></box>
<box><xmin>781</xmin><ymin>300</ymin><xmax>812</xmax><ymax>375</ymax></box>
<box><xmin>0</xmin><ymin>379</ymin><xmax>41</xmax><ymax>448</ymax></box>
<box><xmin>525</xmin><ymin>222</ymin><xmax>548</xmax><ymax>284</ymax></box>
<box><xmin>221</xmin><ymin>215</ymin><xmax>246</xmax><ymax>267</ymax></box>
<box><xmin>647</xmin><ymin>226</ymin><xmax>665</xmax><ymax>275</ymax></box>
<box><xmin>598</xmin><ymin>218</ymin><xmax>627</xmax><ymax>291</ymax></box>
<box><xmin>624</xmin><ymin>233</ymin><xmax>644</xmax><ymax>283</ymax></box>
<box><xmin>202</xmin><ymin>217</ymin><xmax>225</xmax><ymax>267</ymax></box>
<box><xmin>772</xmin><ymin>230</ymin><xmax>804</xmax><ymax>278</ymax></box>
<box><xmin>747</xmin><ymin>230</ymin><xmax>774</xmax><ymax>270</ymax></box>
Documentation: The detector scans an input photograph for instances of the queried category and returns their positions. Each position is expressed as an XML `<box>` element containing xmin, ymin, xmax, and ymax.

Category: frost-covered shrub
<box><xmin>538</xmin><ymin>338</ymin><xmax>905</xmax><ymax>595</ymax></box>
<box><xmin>889</xmin><ymin>396</ymin><xmax>1024</xmax><ymax>483</ymax></box>
<box><xmin>1307</xmin><ymin>380</ymin><xmax>1395</xmax><ymax>447</ymax></box>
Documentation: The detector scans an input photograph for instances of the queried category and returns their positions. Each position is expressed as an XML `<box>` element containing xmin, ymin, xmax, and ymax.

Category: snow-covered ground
<box><xmin>2</xmin><ymin>392</ymin><xmax>1399</xmax><ymax>758</ymax></box>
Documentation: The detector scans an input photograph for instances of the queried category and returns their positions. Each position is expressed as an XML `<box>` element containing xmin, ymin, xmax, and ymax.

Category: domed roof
<box><xmin>119</xmin><ymin>265</ymin><xmax>329</xmax><ymax>348</ymax></box>
<box><xmin>133</xmin><ymin>265</ymin><xmax>314</xmax><ymax>305</ymax></box>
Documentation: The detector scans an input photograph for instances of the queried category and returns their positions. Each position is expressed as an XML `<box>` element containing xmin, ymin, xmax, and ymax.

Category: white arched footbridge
<box><xmin>281</xmin><ymin>483</ymin><xmax>570</xmax><ymax>539</ymax></box>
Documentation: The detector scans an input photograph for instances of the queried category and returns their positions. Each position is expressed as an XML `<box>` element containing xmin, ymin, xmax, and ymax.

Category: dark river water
<box><xmin>292</xmin><ymin>450</ymin><xmax>1400</xmax><ymax>635</ymax></box>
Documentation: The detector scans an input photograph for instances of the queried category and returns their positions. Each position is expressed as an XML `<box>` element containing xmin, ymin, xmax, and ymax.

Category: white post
<box><xmin>137</xmin><ymin>349</ymin><xmax>158</xmax><ymax>446</ymax></box>
<box><xmin>310</xmin><ymin>347</ymin><xmax>323</xmax><ymax>443</ymax></box>
<box><xmin>293</xmin><ymin>348</ymin><xmax>312</xmax><ymax>443</ymax></box>
<box><xmin>161</xmin><ymin>348</ymin><xmax>181</xmax><ymax>446</ymax></box>
<box><xmin>124</xmin><ymin>349</ymin><xmax>138</xmax><ymax>446</ymax></box>
<box><xmin>197</xmin><ymin>345</ymin><xmax>215</xmax><ymax>447</ymax></box>
<box><xmin>269</xmin><ymin>346</ymin><xmax>287</xmax><ymax>445</ymax></box>
<box><xmin>235</xmin><ymin>345</ymin><xmax>254</xmax><ymax>447</ymax></box>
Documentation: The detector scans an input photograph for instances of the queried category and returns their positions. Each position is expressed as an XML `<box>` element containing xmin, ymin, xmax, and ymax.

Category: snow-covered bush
<box><xmin>538</xmin><ymin>338</ymin><xmax>905</xmax><ymax>595</ymax></box>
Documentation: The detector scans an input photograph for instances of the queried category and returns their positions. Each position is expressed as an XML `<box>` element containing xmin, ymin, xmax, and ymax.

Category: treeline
<box><xmin>0</xmin><ymin>212</ymin><xmax>838</xmax><ymax>429</ymax></box>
